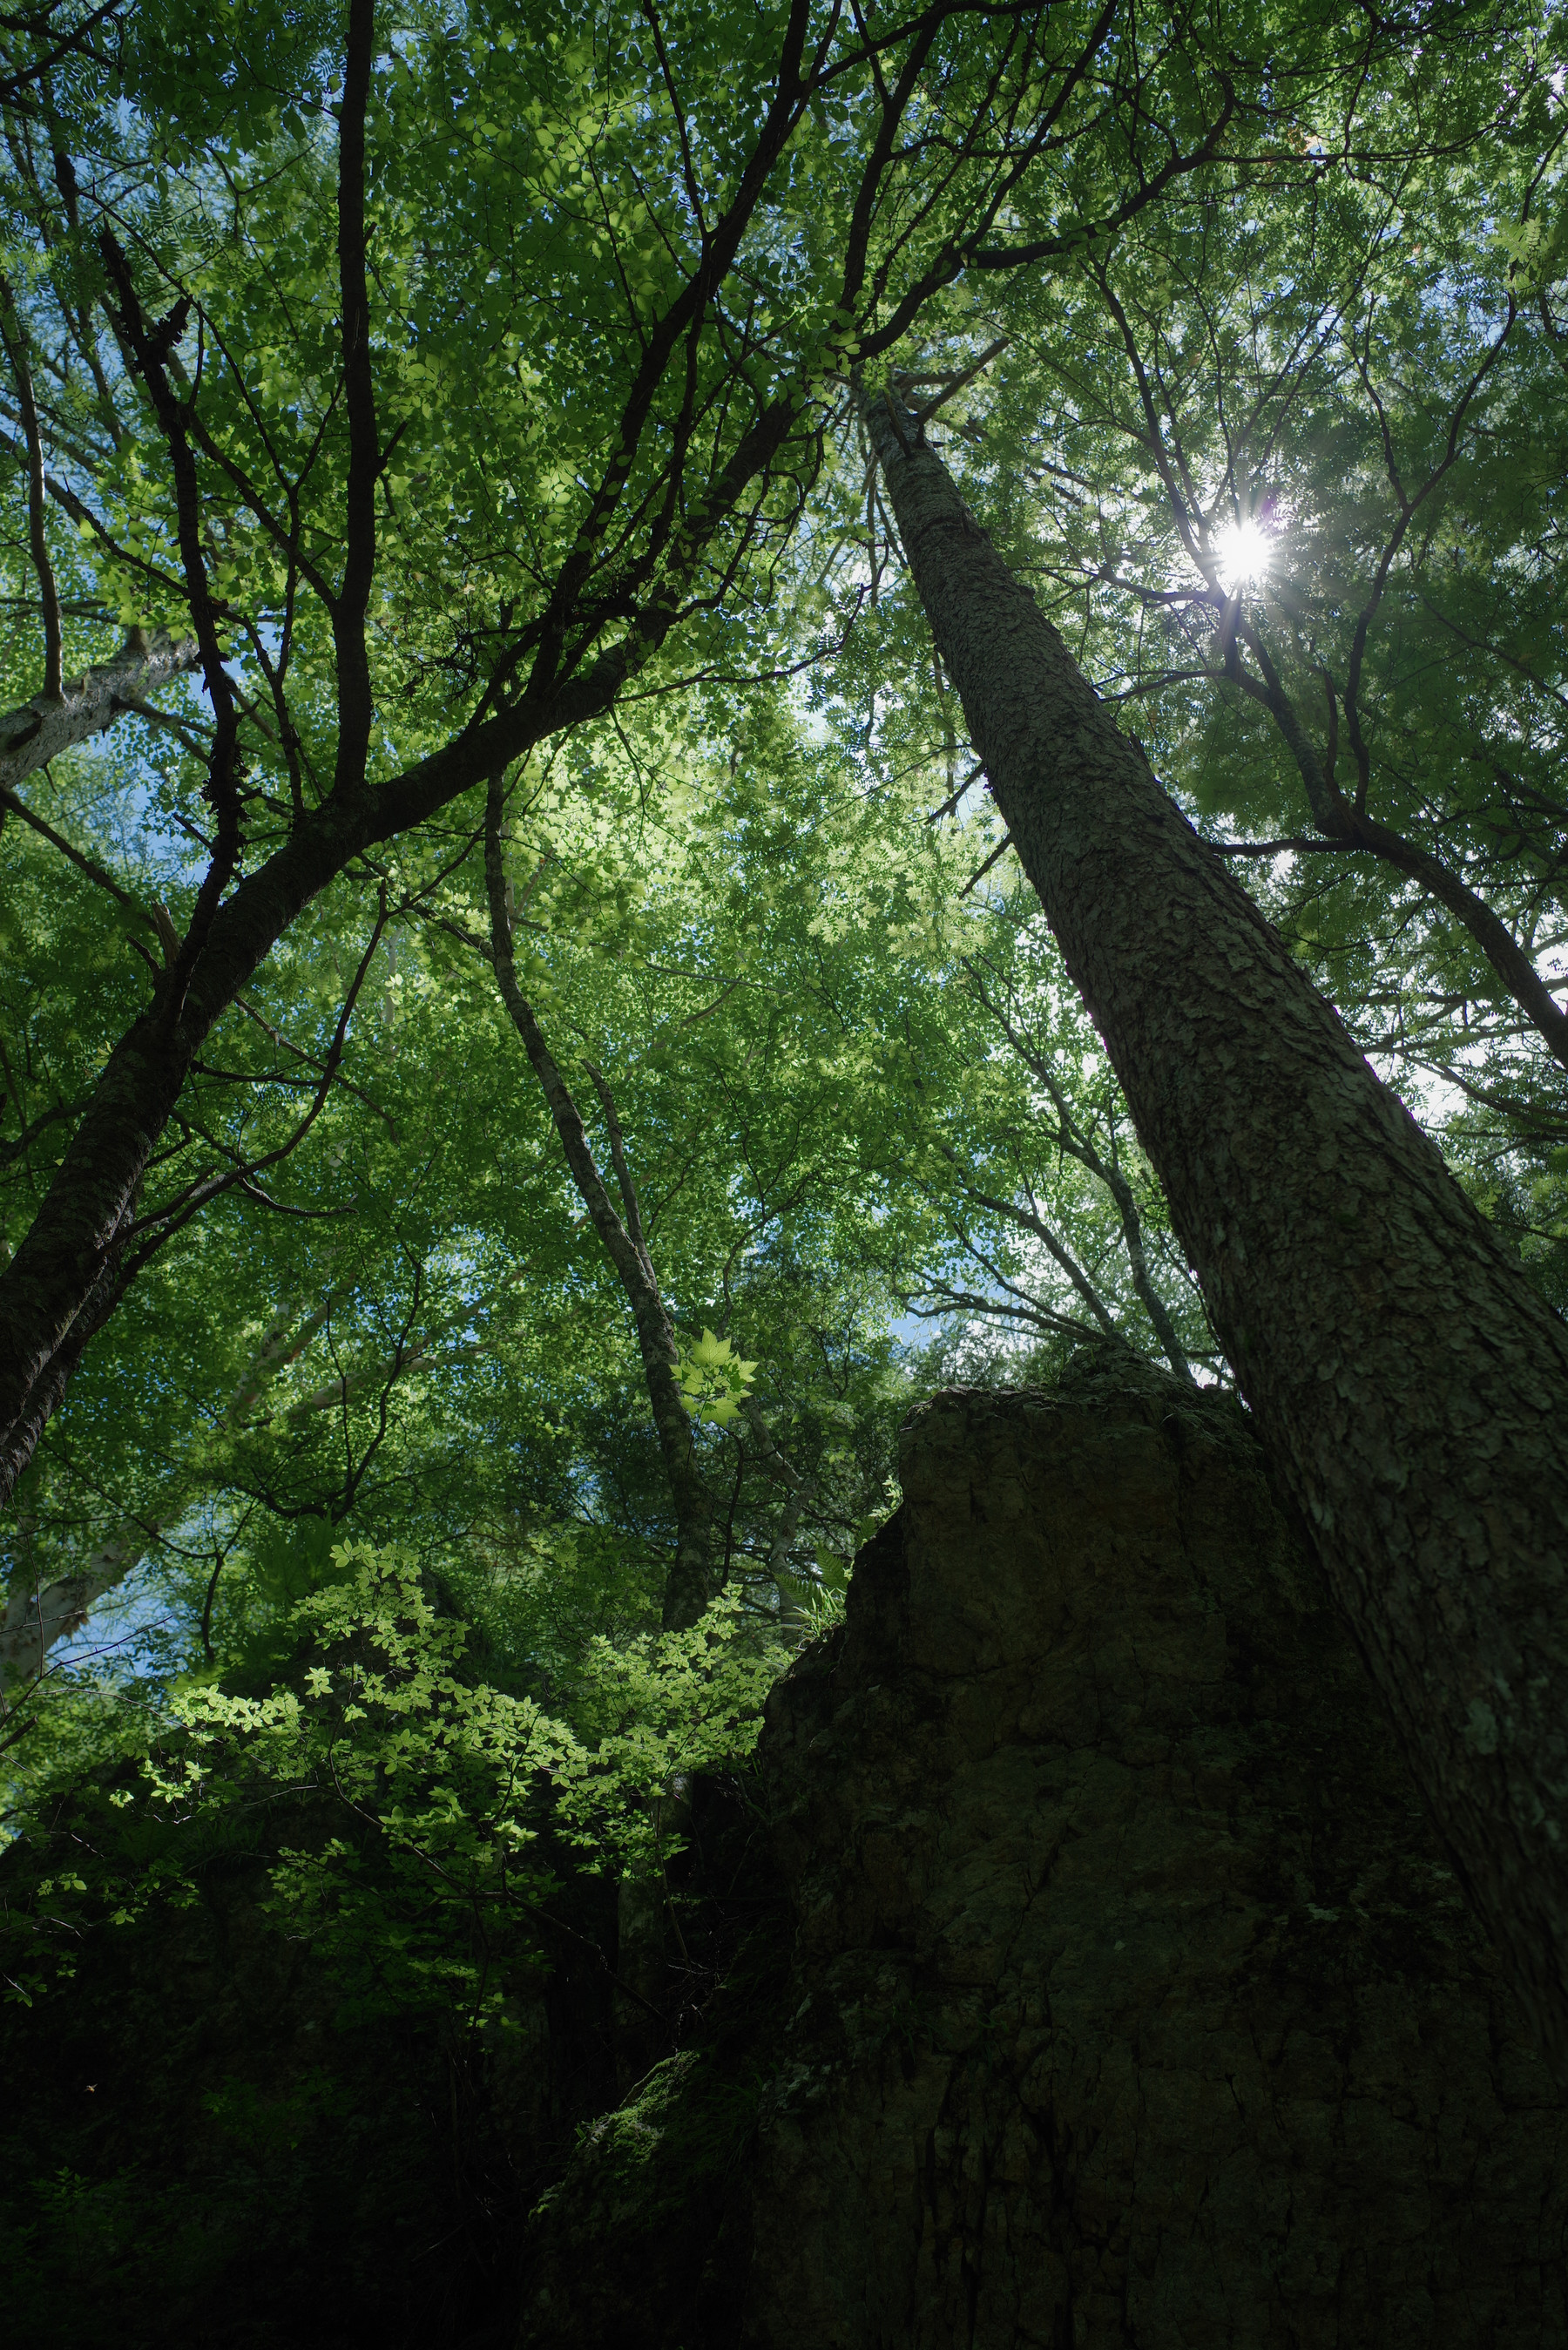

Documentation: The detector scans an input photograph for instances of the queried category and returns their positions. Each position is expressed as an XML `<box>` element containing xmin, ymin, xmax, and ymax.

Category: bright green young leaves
<box><xmin>4</xmin><ymin>1537</ymin><xmax>787</xmax><ymax>2018</ymax></box>
<box><xmin>675</xmin><ymin>1331</ymin><xmax>758</xmax><ymax>1428</ymax></box>
<box><xmin>11</xmin><ymin>3</ymin><xmax>1550</xmax><ymax>2043</ymax></box>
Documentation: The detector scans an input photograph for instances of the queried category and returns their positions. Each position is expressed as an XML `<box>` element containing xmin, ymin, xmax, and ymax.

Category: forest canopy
<box><xmin>2</xmin><ymin>0</ymin><xmax>1567</xmax><ymax>2259</ymax></box>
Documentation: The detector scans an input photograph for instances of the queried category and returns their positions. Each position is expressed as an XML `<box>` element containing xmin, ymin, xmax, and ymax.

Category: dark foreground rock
<box><xmin>524</xmin><ymin>1355</ymin><xmax>1568</xmax><ymax>2347</ymax></box>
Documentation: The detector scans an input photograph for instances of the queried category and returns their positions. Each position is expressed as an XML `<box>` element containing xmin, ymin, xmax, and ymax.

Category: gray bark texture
<box><xmin>862</xmin><ymin>388</ymin><xmax>1568</xmax><ymax>2076</ymax></box>
<box><xmin>0</xmin><ymin>629</ymin><xmax>196</xmax><ymax>789</ymax></box>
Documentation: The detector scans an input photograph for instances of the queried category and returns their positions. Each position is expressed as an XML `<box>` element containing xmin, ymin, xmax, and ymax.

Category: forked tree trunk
<box><xmin>863</xmin><ymin>388</ymin><xmax>1568</xmax><ymax>2075</ymax></box>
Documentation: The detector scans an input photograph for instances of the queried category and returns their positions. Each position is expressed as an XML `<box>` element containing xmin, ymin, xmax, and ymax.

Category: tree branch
<box><xmin>0</xmin><ymin>627</ymin><xmax>197</xmax><ymax>791</ymax></box>
<box><xmin>333</xmin><ymin>0</ymin><xmax>380</xmax><ymax>794</ymax></box>
<box><xmin>484</xmin><ymin>773</ymin><xmax>714</xmax><ymax>1629</ymax></box>
<box><xmin>0</xmin><ymin>271</ymin><xmax>61</xmax><ymax>698</ymax></box>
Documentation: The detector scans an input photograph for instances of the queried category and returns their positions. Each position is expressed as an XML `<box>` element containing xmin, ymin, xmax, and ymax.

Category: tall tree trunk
<box><xmin>863</xmin><ymin>387</ymin><xmax>1568</xmax><ymax>2076</ymax></box>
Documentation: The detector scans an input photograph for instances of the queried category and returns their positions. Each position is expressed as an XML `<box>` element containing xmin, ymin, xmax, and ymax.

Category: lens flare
<box><xmin>1213</xmin><ymin>516</ymin><xmax>1272</xmax><ymax>593</ymax></box>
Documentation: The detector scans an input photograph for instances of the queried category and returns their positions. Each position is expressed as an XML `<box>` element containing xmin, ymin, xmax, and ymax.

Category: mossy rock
<box><xmin>520</xmin><ymin>1927</ymin><xmax>789</xmax><ymax>2350</ymax></box>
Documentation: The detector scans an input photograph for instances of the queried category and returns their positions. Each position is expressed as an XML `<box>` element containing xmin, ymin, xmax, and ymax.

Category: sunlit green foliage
<box><xmin>4</xmin><ymin>1537</ymin><xmax>787</xmax><ymax>2023</ymax></box>
<box><xmin>1</xmin><ymin>17</ymin><xmax>1564</xmax><ymax>2332</ymax></box>
<box><xmin>860</xmin><ymin>7</ymin><xmax>1568</xmax><ymax>1277</ymax></box>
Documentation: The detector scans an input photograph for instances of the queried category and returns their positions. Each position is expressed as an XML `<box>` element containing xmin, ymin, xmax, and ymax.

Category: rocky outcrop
<box><xmin>522</xmin><ymin>1354</ymin><xmax>1568</xmax><ymax>2347</ymax></box>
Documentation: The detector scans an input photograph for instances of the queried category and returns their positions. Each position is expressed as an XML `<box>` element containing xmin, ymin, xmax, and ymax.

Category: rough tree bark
<box><xmin>862</xmin><ymin>385</ymin><xmax>1568</xmax><ymax>2076</ymax></box>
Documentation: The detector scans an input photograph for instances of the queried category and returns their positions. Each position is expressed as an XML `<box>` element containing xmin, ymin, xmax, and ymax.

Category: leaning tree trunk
<box><xmin>483</xmin><ymin>779</ymin><xmax>716</xmax><ymax>1632</ymax></box>
<box><xmin>862</xmin><ymin>387</ymin><xmax>1568</xmax><ymax>2076</ymax></box>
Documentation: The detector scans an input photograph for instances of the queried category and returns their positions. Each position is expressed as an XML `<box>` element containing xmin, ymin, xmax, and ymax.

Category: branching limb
<box><xmin>583</xmin><ymin>1060</ymin><xmax>651</xmax><ymax>1258</ymax></box>
<box><xmin>961</xmin><ymin>830</ymin><xmax>1013</xmax><ymax>895</ymax></box>
<box><xmin>1223</xmin><ymin>619</ymin><xmax>1568</xmax><ymax>1075</ymax></box>
<box><xmin>962</xmin><ymin>964</ymin><xmax>1194</xmax><ymax>1380</ymax></box>
<box><xmin>933</xmin><ymin>1150</ymin><xmax>1121</xmax><ymax>1338</ymax></box>
<box><xmin>98</xmin><ymin>235</ymin><xmax>243</xmax><ymax>988</ymax></box>
<box><xmin>0</xmin><ymin>627</ymin><xmax>197</xmax><ymax>791</ymax></box>
<box><xmin>0</xmin><ymin>778</ymin><xmax>165</xmax><ymax>934</ymax></box>
<box><xmin>333</xmin><ymin>0</ymin><xmax>380</xmax><ymax>795</ymax></box>
<box><xmin>0</xmin><ymin>1283</ymin><xmax>335</xmax><ymax>1687</ymax></box>
<box><xmin>116</xmin><ymin>902</ymin><xmax>387</xmax><ymax>1265</ymax></box>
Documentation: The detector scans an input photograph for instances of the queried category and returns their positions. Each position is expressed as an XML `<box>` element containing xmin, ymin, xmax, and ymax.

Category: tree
<box><xmin>0</xmin><ymin>0</ymin><xmax>1233</xmax><ymax>1500</ymax></box>
<box><xmin>5</xmin><ymin>687</ymin><xmax>1074</xmax><ymax>1685</ymax></box>
<box><xmin>0</xmin><ymin>2</ymin><xmax>125</xmax><ymax>114</ymax></box>
<box><xmin>947</xmin><ymin>71</ymin><xmax>1568</xmax><ymax>1247</ymax></box>
<box><xmin>8</xmin><ymin>17</ymin><xmax>1568</xmax><ymax>2299</ymax></box>
<box><xmin>486</xmin><ymin>764</ymin><xmax>775</xmax><ymax>1633</ymax></box>
<box><xmin>3</xmin><ymin>0</ymin><xmax>1560</xmax><ymax>2064</ymax></box>
<box><xmin>861</xmin><ymin>370</ymin><xmax>1568</xmax><ymax>2075</ymax></box>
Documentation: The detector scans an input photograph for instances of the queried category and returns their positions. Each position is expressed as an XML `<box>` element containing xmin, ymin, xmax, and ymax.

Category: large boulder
<box><xmin>744</xmin><ymin>1358</ymin><xmax>1568</xmax><ymax>2346</ymax></box>
<box><xmin>524</xmin><ymin>1355</ymin><xmax>1568</xmax><ymax>2347</ymax></box>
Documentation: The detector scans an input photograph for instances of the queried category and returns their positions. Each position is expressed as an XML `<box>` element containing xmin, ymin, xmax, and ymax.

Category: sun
<box><xmin>1212</xmin><ymin>515</ymin><xmax>1273</xmax><ymax>594</ymax></box>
